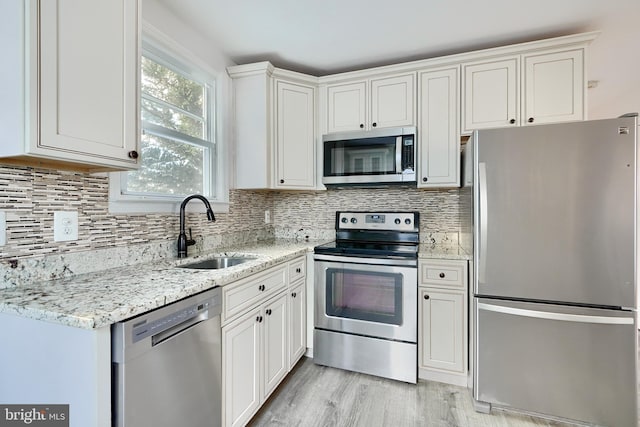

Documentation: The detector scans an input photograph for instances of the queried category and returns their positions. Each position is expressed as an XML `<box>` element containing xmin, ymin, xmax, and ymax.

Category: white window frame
<box><xmin>109</xmin><ymin>24</ymin><xmax>228</xmax><ymax>214</ymax></box>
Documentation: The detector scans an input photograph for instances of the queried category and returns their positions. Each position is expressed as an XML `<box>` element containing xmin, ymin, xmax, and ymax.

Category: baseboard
<box><xmin>418</xmin><ymin>367</ymin><xmax>469</xmax><ymax>387</ymax></box>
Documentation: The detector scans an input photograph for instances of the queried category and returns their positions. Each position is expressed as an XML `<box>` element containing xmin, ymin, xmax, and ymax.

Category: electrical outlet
<box><xmin>53</xmin><ymin>211</ymin><xmax>78</xmax><ymax>242</ymax></box>
<box><xmin>0</xmin><ymin>211</ymin><xmax>6</xmax><ymax>246</ymax></box>
<box><xmin>264</xmin><ymin>210</ymin><xmax>271</xmax><ymax>224</ymax></box>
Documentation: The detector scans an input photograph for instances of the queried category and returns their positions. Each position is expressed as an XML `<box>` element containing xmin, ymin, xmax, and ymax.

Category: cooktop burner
<box><xmin>314</xmin><ymin>211</ymin><xmax>420</xmax><ymax>259</ymax></box>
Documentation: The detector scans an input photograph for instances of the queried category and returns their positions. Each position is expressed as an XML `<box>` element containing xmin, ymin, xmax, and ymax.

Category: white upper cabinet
<box><xmin>462</xmin><ymin>58</ymin><xmax>519</xmax><ymax>133</ymax></box>
<box><xmin>326</xmin><ymin>82</ymin><xmax>366</xmax><ymax>133</ymax></box>
<box><xmin>0</xmin><ymin>0</ymin><xmax>140</xmax><ymax>171</ymax></box>
<box><xmin>275</xmin><ymin>80</ymin><xmax>316</xmax><ymax>189</ymax></box>
<box><xmin>325</xmin><ymin>73</ymin><xmax>415</xmax><ymax>133</ymax></box>
<box><xmin>417</xmin><ymin>66</ymin><xmax>460</xmax><ymax>188</ymax></box>
<box><xmin>522</xmin><ymin>49</ymin><xmax>584</xmax><ymax>125</ymax></box>
<box><xmin>228</xmin><ymin>63</ymin><xmax>317</xmax><ymax>190</ymax></box>
<box><xmin>462</xmin><ymin>47</ymin><xmax>586</xmax><ymax>134</ymax></box>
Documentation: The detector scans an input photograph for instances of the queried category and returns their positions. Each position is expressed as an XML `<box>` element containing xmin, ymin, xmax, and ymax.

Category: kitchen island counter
<box><xmin>0</xmin><ymin>240</ymin><xmax>321</xmax><ymax>330</ymax></box>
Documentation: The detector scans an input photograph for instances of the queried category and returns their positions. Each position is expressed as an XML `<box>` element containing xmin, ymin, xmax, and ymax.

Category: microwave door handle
<box><xmin>396</xmin><ymin>137</ymin><xmax>402</xmax><ymax>172</ymax></box>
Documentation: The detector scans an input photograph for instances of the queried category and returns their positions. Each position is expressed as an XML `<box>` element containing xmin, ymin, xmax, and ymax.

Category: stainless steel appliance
<box><xmin>322</xmin><ymin>127</ymin><xmax>416</xmax><ymax>186</ymax></box>
<box><xmin>468</xmin><ymin>117</ymin><xmax>638</xmax><ymax>426</ymax></box>
<box><xmin>112</xmin><ymin>287</ymin><xmax>222</xmax><ymax>427</ymax></box>
<box><xmin>314</xmin><ymin>211</ymin><xmax>419</xmax><ymax>383</ymax></box>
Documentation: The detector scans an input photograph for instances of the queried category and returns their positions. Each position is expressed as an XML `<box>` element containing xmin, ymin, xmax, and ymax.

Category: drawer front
<box><xmin>419</xmin><ymin>260</ymin><xmax>467</xmax><ymax>289</ymax></box>
<box><xmin>288</xmin><ymin>256</ymin><xmax>306</xmax><ymax>284</ymax></box>
<box><xmin>223</xmin><ymin>266</ymin><xmax>287</xmax><ymax>322</ymax></box>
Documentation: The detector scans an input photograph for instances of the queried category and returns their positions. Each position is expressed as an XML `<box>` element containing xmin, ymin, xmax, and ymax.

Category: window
<box><xmin>109</xmin><ymin>39</ymin><xmax>226</xmax><ymax>213</ymax></box>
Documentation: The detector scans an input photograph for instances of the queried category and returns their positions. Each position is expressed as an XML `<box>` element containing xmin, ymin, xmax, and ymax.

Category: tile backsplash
<box><xmin>0</xmin><ymin>165</ymin><xmax>273</xmax><ymax>261</ymax></box>
<box><xmin>0</xmin><ymin>164</ymin><xmax>466</xmax><ymax>265</ymax></box>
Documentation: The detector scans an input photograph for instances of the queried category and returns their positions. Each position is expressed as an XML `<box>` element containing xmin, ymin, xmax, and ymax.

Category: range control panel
<box><xmin>336</xmin><ymin>211</ymin><xmax>419</xmax><ymax>232</ymax></box>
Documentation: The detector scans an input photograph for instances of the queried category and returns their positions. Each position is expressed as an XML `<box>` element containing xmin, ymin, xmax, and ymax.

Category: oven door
<box><xmin>314</xmin><ymin>254</ymin><xmax>418</xmax><ymax>343</ymax></box>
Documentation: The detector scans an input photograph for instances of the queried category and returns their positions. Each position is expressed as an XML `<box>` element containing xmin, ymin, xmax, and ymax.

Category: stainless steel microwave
<box><xmin>322</xmin><ymin>126</ymin><xmax>416</xmax><ymax>186</ymax></box>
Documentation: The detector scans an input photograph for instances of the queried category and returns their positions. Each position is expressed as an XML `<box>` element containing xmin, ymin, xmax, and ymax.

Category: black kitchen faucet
<box><xmin>177</xmin><ymin>194</ymin><xmax>216</xmax><ymax>258</ymax></box>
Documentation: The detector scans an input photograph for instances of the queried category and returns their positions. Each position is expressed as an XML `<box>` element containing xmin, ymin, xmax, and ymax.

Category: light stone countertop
<box><xmin>418</xmin><ymin>244</ymin><xmax>472</xmax><ymax>260</ymax></box>
<box><xmin>0</xmin><ymin>239</ymin><xmax>471</xmax><ymax>330</ymax></box>
<box><xmin>0</xmin><ymin>240</ymin><xmax>320</xmax><ymax>330</ymax></box>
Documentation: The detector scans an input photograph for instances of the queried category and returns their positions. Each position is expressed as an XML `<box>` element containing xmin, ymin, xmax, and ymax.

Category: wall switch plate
<box><xmin>0</xmin><ymin>211</ymin><xmax>6</xmax><ymax>246</ymax></box>
<box><xmin>264</xmin><ymin>210</ymin><xmax>271</xmax><ymax>224</ymax></box>
<box><xmin>53</xmin><ymin>211</ymin><xmax>78</xmax><ymax>242</ymax></box>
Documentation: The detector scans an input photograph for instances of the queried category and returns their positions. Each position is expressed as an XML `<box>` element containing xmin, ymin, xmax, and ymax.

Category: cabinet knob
<box><xmin>256</xmin><ymin>316</ymin><xmax>263</xmax><ymax>323</ymax></box>
<box><xmin>439</xmin><ymin>272</ymin><xmax>445</xmax><ymax>278</ymax></box>
<box><xmin>128</xmin><ymin>150</ymin><xmax>139</xmax><ymax>159</ymax></box>
<box><xmin>509</xmin><ymin>119</ymin><xmax>516</xmax><ymax>124</ymax></box>
<box><xmin>258</xmin><ymin>284</ymin><xmax>265</xmax><ymax>291</ymax></box>
<box><xmin>422</xmin><ymin>177</ymin><xmax>428</xmax><ymax>182</ymax></box>
<box><xmin>424</xmin><ymin>294</ymin><xmax>430</xmax><ymax>300</ymax></box>
<box><xmin>279</xmin><ymin>179</ymin><xmax>285</xmax><ymax>184</ymax></box>
<box><xmin>266</xmin><ymin>309</ymin><xmax>272</xmax><ymax>316</ymax></box>
<box><xmin>295</xmin><ymin>267</ymin><xmax>301</xmax><ymax>273</ymax></box>
<box><xmin>359</xmin><ymin>124</ymin><xmax>364</xmax><ymax>129</ymax></box>
<box><xmin>528</xmin><ymin>117</ymin><xmax>534</xmax><ymax>123</ymax></box>
<box><xmin>372</xmin><ymin>122</ymin><xmax>377</xmax><ymax>128</ymax></box>
<box><xmin>292</xmin><ymin>292</ymin><xmax>297</xmax><ymax>298</ymax></box>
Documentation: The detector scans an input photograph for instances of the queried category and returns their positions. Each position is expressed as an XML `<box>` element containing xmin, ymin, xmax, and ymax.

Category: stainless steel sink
<box><xmin>177</xmin><ymin>256</ymin><xmax>257</xmax><ymax>270</ymax></box>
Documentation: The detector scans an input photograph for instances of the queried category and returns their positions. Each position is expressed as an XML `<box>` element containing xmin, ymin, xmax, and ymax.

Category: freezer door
<box><xmin>474</xmin><ymin>117</ymin><xmax>636</xmax><ymax>307</ymax></box>
<box><xmin>474</xmin><ymin>298</ymin><xmax>637</xmax><ymax>427</ymax></box>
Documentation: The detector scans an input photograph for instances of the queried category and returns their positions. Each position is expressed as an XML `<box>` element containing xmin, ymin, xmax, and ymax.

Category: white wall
<box><xmin>586</xmin><ymin>0</ymin><xmax>640</xmax><ymax>119</ymax></box>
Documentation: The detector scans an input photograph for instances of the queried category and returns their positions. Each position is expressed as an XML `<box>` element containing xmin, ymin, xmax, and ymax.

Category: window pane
<box><xmin>141</xmin><ymin>56</ymin><xmax>204</xmax><ymax>117</ymax></box>
<box><xmin>126</xmin><ymin>133</ymin><xmax>205</xmax><ymax>195</ymax></box>
<box><xmin>141</xmin><ymin>98</ymin><xmax>204</xmax><ymax>139</ymax></box>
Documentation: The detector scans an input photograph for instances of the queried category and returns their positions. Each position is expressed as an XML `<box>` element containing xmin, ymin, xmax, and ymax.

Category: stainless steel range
<box><xmin>313</xmin><ymin>211</ymin><xmax>419</xmax><ymax>383</ymax></box>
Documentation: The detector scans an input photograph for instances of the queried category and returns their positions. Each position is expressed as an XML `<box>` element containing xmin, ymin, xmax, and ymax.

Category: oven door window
<box><xmin>325</xmin><ymin>268</ymin><xmax>402</xmax><ymax>325</ymax></box>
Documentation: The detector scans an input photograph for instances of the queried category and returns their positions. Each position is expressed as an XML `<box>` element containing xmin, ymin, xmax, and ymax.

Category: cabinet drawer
<box><xmin>419</xmin><ymin>260</ymin><xmax>467</xmax><ymax>289</ymax></box>
<box><xmin>288</xmin><ymin>256</ymin><xmax>306</xmax><ymax>284</ymax></box>
<box><xmin>223</xmin><ymin>266</ymin><xmax>287</xmax><ymax>322</ymax></box>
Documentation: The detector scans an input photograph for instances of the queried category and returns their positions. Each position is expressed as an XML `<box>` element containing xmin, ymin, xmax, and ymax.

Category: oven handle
<box><xmin>314</xmin><ymin>253</ymin><xmax>417</xmax><ymax>267</ymax></box>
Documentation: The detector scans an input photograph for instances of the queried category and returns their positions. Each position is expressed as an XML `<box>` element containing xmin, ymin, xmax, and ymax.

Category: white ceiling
<box><xmin>154</xmin><ymin>0</ymin><xmax>625</xmax><ymax>76</ymax></box>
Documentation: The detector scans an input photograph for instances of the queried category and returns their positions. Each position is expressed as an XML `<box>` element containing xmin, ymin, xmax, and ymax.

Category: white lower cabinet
<box><xmin>288</xmin><ymin>279</ymin><xmax>306</xmax><ymax>368</ymax></box>
<box><xmin>222</xmin><ymin>256</ymin><xmax>307</xmax><ymax>427</ymax></box>
<box><xmin>223</xmin><ymin>293</ymin><xmax>287</xmax><ymax>427</ymax></box>
<box><xmin>223</xmin><ymin>306</ymin><xmax>261</xmax><ymax>427</ymax></box>
<box><xmin>418</xmin><ymin>259</ymin><xmax>468</xmax><ymax>387</ymax></box>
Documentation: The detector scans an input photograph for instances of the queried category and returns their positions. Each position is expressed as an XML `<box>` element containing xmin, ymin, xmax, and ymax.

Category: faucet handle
<box><xmin>187</xmin><ymin>227</ymin><xmax>196</xmax><ymax>246</ymax></box>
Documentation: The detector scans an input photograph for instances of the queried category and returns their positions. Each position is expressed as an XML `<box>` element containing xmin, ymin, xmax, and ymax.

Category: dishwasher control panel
<box><xmin>132</xmin><ymin>301</ymin><xmax>209</xmax><ymax>343</ymax></box>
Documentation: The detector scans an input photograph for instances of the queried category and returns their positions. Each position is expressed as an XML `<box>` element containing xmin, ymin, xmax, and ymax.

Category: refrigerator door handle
<box><xmin>478</xmin><ymin>162</ymin><xmax>488</xmax><ymax>284</ymax></box>
<box><xmin>478</xmin><ymin>302</ymin><xmax>634</xmax><ymax>325</ymax></box>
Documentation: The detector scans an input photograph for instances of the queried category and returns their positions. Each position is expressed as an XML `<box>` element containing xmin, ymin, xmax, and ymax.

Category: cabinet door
<box><xmin>370</xmin><ymin>74</ymin><xmax>415</xmax><ymax>129</ymax></box>
<box><xmin>37</xmin><ymin>0</ymin><xmax>139</xmax><ymax>168</ymax></box>
<box><xmin>418</xmin><ymin>67</ymin><xmax>459</xmax><ymax>188</ymax></box>
<box><xmin>419</xmin><ymin>288</ymin><xmax>466</xmax><ymax>373</ymax></box>
<box><xmin>462</xmin><ymin>58</ymin><xmax>518</xmax><ymax>133</ymax></box>
<box><xmin>326</xmin><ymin>81</ymin><xmax>367</xmax><ymax>133</ymax></box>
<box><xmin>523</xmin><ymin>49</ymin><xmax>584</xmax><ymax>125</ymax></box>
<box><xmin>263</xmin><ymin>293</ymin><xmax>288</xmax><ymax>399</ymax></box>
<box><xmin>288</xmin><ymin>280</ymin><xmax>306</xmax><ymax>368</ymax></box>
<box><xmin>223</xmin><ymin>307</ymin><xmax>261</xmax><ymax>427</ymax></box>
<box><xmin>275</xmin><ymin>80</ymin><xmax>316</xmax><ymax>189</ymax></box>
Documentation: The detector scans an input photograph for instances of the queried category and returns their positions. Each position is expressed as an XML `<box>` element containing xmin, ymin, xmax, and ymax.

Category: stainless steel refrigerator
<box><xmin>469</xmin><ymin>117</ymin><xmax>638</xmax><ymax>427</ymax></box>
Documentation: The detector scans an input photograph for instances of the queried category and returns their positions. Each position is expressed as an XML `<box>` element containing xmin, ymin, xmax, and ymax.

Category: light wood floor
<box><xmin>248</xmin><ymin>357</ymin><xmax>580</xmax><ymax>427</ymax></box>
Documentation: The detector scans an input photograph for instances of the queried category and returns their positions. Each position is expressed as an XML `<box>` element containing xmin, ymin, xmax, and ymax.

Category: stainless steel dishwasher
<box><xmin>112</xmin><ymin>287</ymin><xmax>222</xmax><ymax>427</ymax></box>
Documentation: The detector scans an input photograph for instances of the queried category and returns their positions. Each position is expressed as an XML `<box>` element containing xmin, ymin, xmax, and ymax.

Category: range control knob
<box><xmin>341</xmin><ymin>217</ymin><xmax>348</xmax><ymax>224</ymax></box>
<box><xmin>405</xmin><ymin>218</ymin><xmax>412</xmax><ymax>225</ymax></box>
<box><xmin>394</xmin><ymin>218</ymin><xmax>401</xmax><ymax>225</ymax></box>
<box><xmin>350</xmin><ymin>217</ymin><xmax>357</xmax><ymax>224</ymax></box>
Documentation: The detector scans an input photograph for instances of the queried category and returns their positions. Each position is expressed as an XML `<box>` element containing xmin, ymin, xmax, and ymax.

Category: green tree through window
<box><xmin>125</xmin><ymin>55</ymin><xmax>215</xmax><ymax>196</ymax></box>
